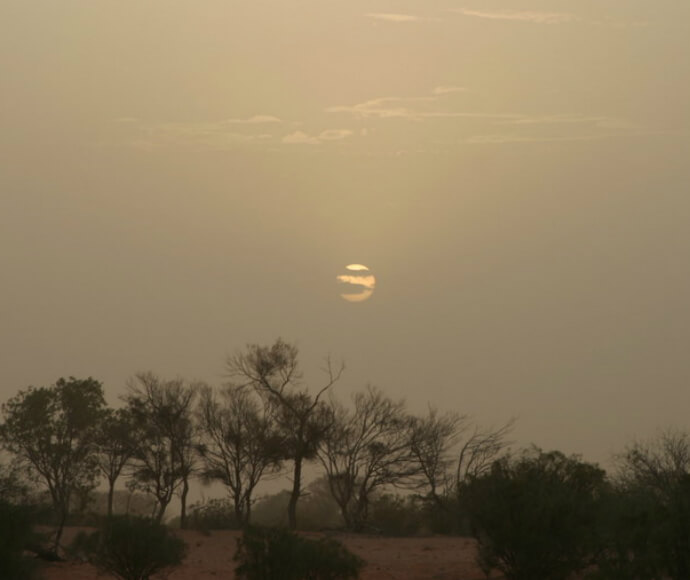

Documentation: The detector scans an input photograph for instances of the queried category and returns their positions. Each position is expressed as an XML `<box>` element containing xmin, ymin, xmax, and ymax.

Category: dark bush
<box><xmin>610</xmin><ymin>432</ymin><xmax>690</xmax><ymax>580</ymax></box>
<box><xmin>184</xmin><ymin>498</ymin><xmax>240</xmax><ymax>531</ymax></box>
<box><xmin>0</xmin><ymin>500</ymin><xmax>41</xmax><ymax>580</ymax></box>
<box><xmin>368</xmin><ymin>494</ymin><xmax>426</xmax><ymax>536</ymax></box>
<box><xmin>462</xmin><ymin>448</ymin><xmax>606</xmax><ymax>580</ymax></box>
<box><xmin>589</xmin><ymin>485</ymin><xmax>664</xmax><ymax>580</ymax></box>
<box><xmin>72</xmin><ymin>516</ymin><xmax>187</xmax><ymax>580</ymax></box>
<box><xmin>234</xmin><ymin>526</ymin><xmax>364</xmax><ymax>580</ymax></box>
<box><xmin>420</xmin><ymin>494</ymin><xmax>471</xmax><ymax>536</ymax></box>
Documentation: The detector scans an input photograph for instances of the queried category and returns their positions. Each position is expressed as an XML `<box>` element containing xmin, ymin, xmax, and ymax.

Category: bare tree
<box><xmin>226</xmin><ymin>339</ymin><xmax>342</xmax><ymax>530</ymax></box>
<box><xmin>319</xmin><ymin>386</ymin><xmax>419</xmax><ymax>531</ymax></box>
<box><xmin>125</xmin><ymin>373</ymin><xmax>198</xmax><ymax>526</ymax></box>
<box><xmin>94</xmin><ymin>407</ymin><xmax>136</xmax><ymax>518</ymax></box>
<box><xmin>408</xmin><ymin>407</ymin><xmax>465</xmax><ymax>509</ymax></box>
<box><xmin>618</xmin><ymin>429</ymin><xmax>690</xmax><ymax>489</ymax></box>
<box><xmin>455</xmin><ymin>419</ymin><xmax>515</xmax><ymax>487</ymax></box>
<box><xmin>196</xmin><ymin>384</ymin><xmax>283</xmax><ymax>525</ymax></box>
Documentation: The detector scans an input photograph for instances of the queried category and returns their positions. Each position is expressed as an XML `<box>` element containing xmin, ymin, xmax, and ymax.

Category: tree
<box><xmin>125</xmin><ymin>373</ymin><xmax>198</xmax><ymax>526</ymax></box>
<box><xmin>461</xmin><ymin>448</ymin><xmax>605</xmax><ymax>580</ymax></box>
<box><xmin>319</xmin><ymin>387</ymin><xmax>420</xmax><ymax>531</ymax></box>
<box><xmin>226</xmin><ymin>339</ymin><xmax>342</xmax><ymax>530</ymax></box>
<box><xmin>408</xmin><ymin>407</ymin><xmax>465</xmax><ymax>509</ymax></box>
<box><xmin>95</xmin><ymin>407</ymin><xmax>136</xmax><ymax>518</ymax></box>
<box><xmin>196</xmin><ymin>384</ymin><xmax>283</xmax><ymax>526</ymax></box>
<box><xmin>454</xmin><ymin>419</ymin><xmax>515</xmax><ymax>485</ymax></box>
<box><xmin>0</xmin><ymin>377</ymin><xmax>105</xmax><ymax>551</ymax></box>
<box><xmin>613</xmin><ymin>430</ymin><xmax>690</xmax><ymax>580</ymax></box>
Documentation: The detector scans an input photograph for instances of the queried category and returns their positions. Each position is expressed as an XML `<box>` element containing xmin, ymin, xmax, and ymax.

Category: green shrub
<box><xmin>234</xmin><ymin>526</ymin><xmax>364</xmax><ymax>580</ymax></box>
<box><xmin>251</xmin><ymin>486</ymin><xmax>342</xmax><ymax>531</ymax></box>
<box><xmin>72</xmin><ymin>516</ymin><xmax>187</xmax><ymax>580</ymax></box>
<box><xmin>368</xmin><ymin>494</ymin><xmax>425</xmax><ymax>536</ymax></box>
<box><xmin>0</xmin><ymin>501</ymin><xmax>41</xmax><ymax>580</ymax></box>
<box><xmin>183</xmin><ymin>498</ymin><xmax>240</xmax><ymax>531</ymax></box>
<box><xmin>462</xmin><ymin>448</ymin><xmax>606</xmax><ymax>580</ymax></box>
<box><xmin>588</xmin><ymin>485</ymin><xmax>663</xmax><ymax>580</ymax></box>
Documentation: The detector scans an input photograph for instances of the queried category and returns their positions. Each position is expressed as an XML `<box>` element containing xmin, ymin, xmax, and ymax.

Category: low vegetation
<box><xmin>1</xmin><ymin>339</ymin><xmax>690</xmax><ymax>580</ymax></box>
<box><xmin>71</xmin><ymin>516</ymin><xmax>187</xmax><ymax>580</ymax></box>
<box><xmin>234</xmin><ymin>526</ymin><xmax>364</xmax><ymax>580</ymax></box>
<box><xmin>0</xmin><ymin>500</ymin><xmax>41</xmax><ymax>580</ymax></box>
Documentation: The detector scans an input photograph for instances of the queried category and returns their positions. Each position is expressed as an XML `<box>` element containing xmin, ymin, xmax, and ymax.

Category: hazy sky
<box><xmin>2</xmin><ymin>0</ymin><xmax>689</xmax><ymax>467</ymax></box>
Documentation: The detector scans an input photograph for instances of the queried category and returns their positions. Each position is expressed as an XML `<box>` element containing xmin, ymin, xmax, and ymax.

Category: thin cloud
<box><xmin>454</xmin><ymin>9</ymin><xmax>577</xmax><ymax>24</ymax></box>
<box><xmin>499</xmin><ymin>115</ymin><xmax>619</xmax><ymax>126</ymax></box>
<box><xmin>282</xmin><ymin>131</ymin><xmax>321</xmax><ymax>145</ymax></box>
<box><xmin>319</xmin><ymin>129</ymin><xmax>354</xmax><ymax>141</ymax></box>
<box><xmin>223</xmin><ymin>115</ymin><xmax>282</xmax><ymax>124</ymax></box>
<box><xmin>464</xmin><ymin>129</ymin><xmax>654</xmax><ymax>145</ymax></box>
<box><xmin>327</xmin><ymin>97</ymin><xmax>426</xmax><ymax>120</ymax></box>
<box><xmin>282</xmin><ymin>129</ymin><xmax>354</xmax><ymax>145</ymax></box>
<box><xmin>367</xmin><ymin>13</ymin><xmax>421</xmax><ymax>23</ymax></box>
<box><xmin>327</xmin><ymin>95</ymin><xmax>519</xmax><ymax>121</ymax></box>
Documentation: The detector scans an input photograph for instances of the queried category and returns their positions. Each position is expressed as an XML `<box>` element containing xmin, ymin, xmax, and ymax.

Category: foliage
<box><xmin>72</xmin><ymin>516</ymin><xmax>187</xmax><ymax>580</ymax></box>
<box><xmin>227</xmin><ymin>339</ymin><xmax>343</xmax><ymax>530</ymax></box>
<box><xmin>234</xmin><ymin>526</ymin><xmax>364</xmax><ymax>580</ymax></box>
<box><xmin>251</xmin><ymin>480</ymin><xmax>342</xmax><ymax>531</ymax></box>
<box><xmin>196</xmin><ymin>384</ymin><xmax>283</xmax><ymax>525</ymax></box>
<box><xmin>588</xmin><ymin>483</ymin><xmax>665</xmax><ymax>580</ymax></box>
<box><xmin>0</xmin><ymin>376</ymin><xmax>106</xmax><ymax>550</ymax></box>
<box><xmin>0</xmin><ymin>457</ymin><xmax>31</xmax><ymax>504</ymax></box>
<box><xmin>367</xmin><ymin>493</ymin><xmax>426</xmax><ymax>536</ymax></box>
<box><xmin>461</xmin><ymin>448</ymin><xmax>606</xmax><ymax>580</ymax></box>
<box><xmin>186</xmin><ymin>498</ymin><xmax>241</xmax><ymax>531</ymax></box>
<box><xmin>125</xmin><ymin>373</ymin><xmax>199</xmax><ymax>526</ymax></box>
<box><xmin>95</xmin><ymin>407</ymin><xmax>137</xmax><ymax>518</ymax></box>
<box><xmin>0</xmin><ymin>500</ymin><xmax>41</xmax><ymax>580</ymax></box>
<box><xmin>602</xmin><ymin>430</ymin><xmax>690</xmax><ymax>580</ymax></box>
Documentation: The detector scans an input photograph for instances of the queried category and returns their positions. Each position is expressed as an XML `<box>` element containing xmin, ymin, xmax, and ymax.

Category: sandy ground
<box><xmin>42</xmin><ymin>527</ymin><xmax>491</xmax><ymax>580</ymax></box>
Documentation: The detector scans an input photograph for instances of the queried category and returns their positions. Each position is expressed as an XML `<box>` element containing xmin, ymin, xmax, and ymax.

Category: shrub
<box><xmin>183</xmin><ymin>498</ymin><xmax>240</xmax><ymax>531</ymax></box>
<box><xmin>368</xmin><ymin>493</ymin><xmax>425</xmax><ymax>536</ymax></box>
<box><xmin>0</xmin><ymin>501</ymin><xmax>41</xmax><ymax>580</ymax></box>
<box><xmin>72</xmin><ymin>516</ymin><xmax>187</xmax><ymax>580</ymax></box>
<box><xmin>461</xmin><ymin>448</ymin><xmax>606</xmax><ymax>580</ymax></box>
<box><xmin>251</xmin><ymin>486</ymin><xmax>342</xmax><ymax>531</ymax></box>
<box><xmin>589</xmin><ymin>485</ymin><xmax>664</xmax><ymax>580</ymax></box>
<box><xmin>234</xmin><ymin>526</ymin><xmax>365</xmax><ymax>580</ymax></box>
<box><xmin>610</xmin><ymin>431</ymin><xmax>690</xmax><ymax>580</ymax></box>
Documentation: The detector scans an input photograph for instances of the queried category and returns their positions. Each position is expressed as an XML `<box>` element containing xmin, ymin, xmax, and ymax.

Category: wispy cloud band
<box><xmin>454</xmin><ymin>9</ymin><xmax>577</xmax><ymax>24</ymax></box>
<box><xmin>367</xmin><ymin>13</ymin><xmax>421</xmax><ymax>23</ymax></box>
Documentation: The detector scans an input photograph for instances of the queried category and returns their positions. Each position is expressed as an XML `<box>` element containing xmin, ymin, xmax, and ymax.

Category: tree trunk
<box><xmin>107</xmin><ymin>480</ymin><xmax>115</xmax><ymax>518</ymax></box>
<box><xmin>155</xmin><ymin>499</ymin><xmax>166</xmax><ymax>524</ymax></box>
<box><xmin>180</xmin><ymin>477</ymin><xmax>189</xmax><ymax>529</ymax></box>
<box><xmin>53</xmin><ymin>506</ymin><xmax>68</xmax><ymax>553</ymax></box>
<box><xmin>288</xmin><ymin>456</ymin><xmax>303</xmax><ymax>530</ymax></box>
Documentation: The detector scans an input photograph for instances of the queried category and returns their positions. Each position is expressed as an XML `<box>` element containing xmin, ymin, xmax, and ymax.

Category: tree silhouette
<box><xmin>125</xmin><ymin>373</ymin><xmax>198</xmax><ymax>526</ymax></box>
<box><xmin>196</xmin><ymin>384</ymin><xmax>283</xmax><ymax>525</ymax></box>
<box><xmin>0</xmin><ymin>377</ymin><xmax>105</xmax><ymax>552</ymax></box>
<box><xmin>227</xmin><ymin>339</ymin><xmax>342</xmax><ymax>530</ymax></box>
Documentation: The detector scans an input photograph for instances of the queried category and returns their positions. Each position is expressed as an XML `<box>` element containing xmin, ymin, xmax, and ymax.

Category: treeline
<box><xmin>2</xmin><ymin>338</ymin><xmax>690</xmax><ymax>580</ymax></box>
<box><xmin>0</xmin><ymin>339</ymin><xmax>510</xmax><ymax>548</ymax></box>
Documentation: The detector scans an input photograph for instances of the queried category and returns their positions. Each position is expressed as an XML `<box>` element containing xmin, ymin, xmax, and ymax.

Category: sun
<box><xmin>337</xmin><ymin>264</ymin><xmax>376</xmax><ymax>302</ymax></box>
